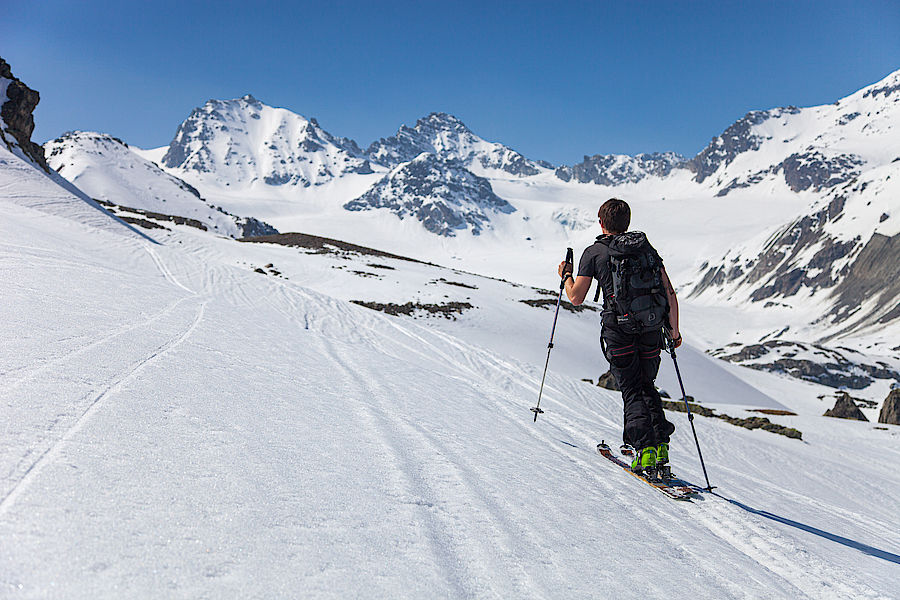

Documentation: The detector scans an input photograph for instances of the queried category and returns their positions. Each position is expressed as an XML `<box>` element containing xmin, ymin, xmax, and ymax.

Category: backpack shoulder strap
<box><xmin>592</xmin><ymin>234</ymin><xmax>615</xmax><ymax>303</ymax></box>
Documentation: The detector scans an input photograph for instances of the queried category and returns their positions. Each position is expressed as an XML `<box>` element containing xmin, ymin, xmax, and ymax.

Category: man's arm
<box><xmin>565</xmin><ymin>275</ymin><xmax>592</xmax><ymax>306</ymax></box>
<box><xmin>557</xmin><ymin>260</ymin><xmax>591</xmax><ymax>305</ymax></box>
<box><xmin>660</xmin><ymin>266</ymin><xmax>681</xmax><ymax>346</ymax></box>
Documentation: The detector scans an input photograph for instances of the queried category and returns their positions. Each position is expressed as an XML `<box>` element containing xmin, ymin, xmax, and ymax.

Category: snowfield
<box><xmin>1</xmin><ymin>144</ymin><xmax>899</xmax><ymax>599</ymax></box>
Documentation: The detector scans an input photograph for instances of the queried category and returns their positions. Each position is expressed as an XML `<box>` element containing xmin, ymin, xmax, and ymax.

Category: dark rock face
<box><xmin>779</xmin><ymin>150</ymin><xmax>863</xmax><ymax>192</ymax></box>
<box><xmin>715</xmin><ymin>168</ymin><xmax>772</xmax><ymax>197</ymax></box>
<box><xmin>692</xmin><ymin>193</ymin><xmax>865</xmax><ymax>305</ymax></box>
<box><xmin>0</xmin><ymin>57</ymin><xmax>48</xmax><ymax>171</ymax></box>
<box><xmin>837</xmin><ymin>112</ymin><xmax>861</xmax><ymax>125</ymax></box>
<box><xmin>862</xmin><ymin>79</ymin><xmax>900</xmax><ymax>100</ymax></box>
<box><xmin>344</xmin><ymin>154</ymin><xmax>514</xmax><ymax>237</ymax></box>
<box><xmin>238</xmin><ymin>217</ymin><xmax>279</xmax><ymax>238</ymax></box>
<box><xmin>555</xmin><ymin>152</ymin><xmax>685</xmax><ymax>185</ymax></box>
<box><xmin>826</xmin><ymin>232</ymin><xmax>900</xmax><ymax>332</ymax></box>
<box><xmin>687</xmin><ymin>107</ymin><xmax>800</xmax><ymax>183</ymax></box>
<box><xmin>823</xmin><ymin>392</ymin><xmax>868</xmax><ymax>421</ymax></box>
<box><xmin>597</xmin><ymin>371</ymin><xmax>619</xmax><ymax>391</ymax></box>
<box><xmin>878</xmin><ymin>389</ymin><xmax>900</xmax><ymax>425</ymax></box>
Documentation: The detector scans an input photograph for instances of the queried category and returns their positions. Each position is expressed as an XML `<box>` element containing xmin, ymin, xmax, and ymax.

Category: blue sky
<box><xmin>4</xmin><ymin>0</ymin><xmax>899</xmax><ymax>165</ymax></box>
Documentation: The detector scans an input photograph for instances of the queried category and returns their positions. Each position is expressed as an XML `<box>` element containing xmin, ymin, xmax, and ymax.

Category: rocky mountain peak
<box><xmin>687</xmin><ymin>106</ymin><xmax>801</xmax><ymax>184</ymax></box>
<box><xmin>366</xmin><ymin>112</ymin><xmax>548</xmax><ymax>177</ymax></box>
<box><xmin>416</xmin><ymin>112</ymin><xmax>472</xmax><ymax>134</ymax></box>
<box><xmin>0</xmin><ymin>57</ymin><xmax>49</xmax><ymax>171</ymax></box>
<box><xmin>344</xmin><ymin>153</ymin><xmax>515</xmax><ymax>237</ymax></box>
<box><xmin>555</xmin><ymin>151</ymin><xmax>686</xmax><ymax>185</ymax></box>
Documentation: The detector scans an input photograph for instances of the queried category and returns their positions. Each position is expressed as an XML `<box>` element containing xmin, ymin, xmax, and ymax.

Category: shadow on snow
<box><xmin>714</xmin><ymin>492</ymin><xmax>900</xmax><ymax>565</ymax></box>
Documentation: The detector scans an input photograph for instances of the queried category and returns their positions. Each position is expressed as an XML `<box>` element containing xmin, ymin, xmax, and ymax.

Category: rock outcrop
<box><xmin>366</xmin><ymin>112</ymin><xmax>549</xmax><ymax>176</ymax></box>
<box><xmin>878</xmin><ymin>389</ymin><xmax>900</xmax><ymax>425</ymax></box>
<box><xmin>0</xmin><ymin>57</ymin><xmax>48</xmax><ymax>171</ymax></box>
<box><xmin>823</xmin><ymin>392</ymin><xmax>868</xmax><ymax>421</ymax></box>
<box><xmin>555</xmin><ymin>152</ymin><xmax>685</xmax><ymax>185</ymax></box>
<box><xmin>597</xmin><ymin>371</ymin><xmax>619</xmax><ymax>391</ymax></box>
<box><xmin>344</xmin><ymin>153</ymin><xmax>514</xmax><ymax>236</ymax></box>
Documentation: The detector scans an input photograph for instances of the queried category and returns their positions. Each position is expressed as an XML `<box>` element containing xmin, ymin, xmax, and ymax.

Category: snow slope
<box><xmin>44</xmin><ymin>131</ymin><xmax>276</xmax><ymax>238</ymax></box>
<box><xmin>1</xmin><ymin>142</ymin><xmax>898</xmax><ymax>598</ymax></box>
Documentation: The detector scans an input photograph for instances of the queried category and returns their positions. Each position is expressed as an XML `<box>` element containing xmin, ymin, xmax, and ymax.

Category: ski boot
<box><xmin>656</xmin><ymin>443</ymin><xmax>672</xmax><ymax>479</ymax></box>
<box><xmin>630</xmin><ymin>446</ymin><xmax>657</xmax><ymax>479</ymax></box>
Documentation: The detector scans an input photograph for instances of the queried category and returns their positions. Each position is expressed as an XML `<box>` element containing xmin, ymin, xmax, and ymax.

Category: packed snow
<box><xmin>1</xmin><ymin>140</ymin><xmax>899</xmax><ymax>598</ymax></box>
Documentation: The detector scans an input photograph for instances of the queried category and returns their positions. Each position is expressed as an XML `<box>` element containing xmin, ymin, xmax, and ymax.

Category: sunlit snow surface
<box><xmin>1</xmin><ymin>143</ymin><xmax>899</xmax><ymax>598</ymax></box>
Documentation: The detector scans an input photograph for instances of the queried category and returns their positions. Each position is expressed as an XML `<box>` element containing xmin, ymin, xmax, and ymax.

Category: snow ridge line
<box><xmin>0</xmin><ymin>300</ymin><xmax>207</xmax><ymax>517</ymax></box>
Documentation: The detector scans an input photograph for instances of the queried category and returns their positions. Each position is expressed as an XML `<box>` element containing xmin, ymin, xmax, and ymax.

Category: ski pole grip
<box><xmin>560</xmin><ymin>247</ymin><xmax>574</xmax><ymax>290</ymax></box>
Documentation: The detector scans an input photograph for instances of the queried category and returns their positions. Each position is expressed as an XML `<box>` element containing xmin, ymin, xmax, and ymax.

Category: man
<box><xmin>558</xmin><ymin>198</ymin><xmax>681</xmax><ymax>476</ymax></box>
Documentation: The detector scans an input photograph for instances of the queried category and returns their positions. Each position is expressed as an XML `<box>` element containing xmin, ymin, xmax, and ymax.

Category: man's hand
<box><xmin>665</xmin><ymin>327</ymin><xmax>683</xmax><ymax>349</ymax></box>
<box><xmin>558</xmin><ymin>261</ymin><xmax>573</xmax><ymax>279</ymax></box>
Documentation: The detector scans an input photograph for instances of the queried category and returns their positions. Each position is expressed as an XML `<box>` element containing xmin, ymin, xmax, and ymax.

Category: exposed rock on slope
<box><xmin>878</xmin><ymin>389</ymin><xmax>900</xmax><ymax>425</ymax></box>
<box><xmin>688</xmin><ymin>68</ymin><xmax>900</xmax><ymax>340</ymax></box>
<box><xmin>555</xmin><ymin>152</ymin><xmax>685</xmax><ymax>185</ymax></box>
<box><xmin>779</xmin><ymin>150</ymin><xmax>863</xmax><ymax>192</ymax></box>
<box><xmin>344</xmin><ymin>153</ymin><xmax>515</xmax><ymax>236</ymax></box>
<box><xmin>366</xmin><ymin>112</ymin><xmax>550</xmax><ymax>176</ymax></box>
<box><xmin>0</xmin><ymin>57</ymin><xmax>48</xmax><ymax>171</ymax></box>
<box><xmin>709</xmin><ymin>340</ymin><xmax>899</xmax><ymax>389</ymax></box>
<box><xmin>823</xmin><ymin>393</ymin><xmax>868</xmax><ymax>421</ymax></box>
<box><xmin>596</xmin><ymin>371</ymin><xmax>619</xmax><ymax>391</ymax></box>
<box><xmin>824</xmin><ymin>232</ymin><xmax>900</xmax><ymax>335</ymax></box>
<box><xmin>687</xmin><ymin>107</ymin><xmax>801</xmax><ymax>183</ymax></box>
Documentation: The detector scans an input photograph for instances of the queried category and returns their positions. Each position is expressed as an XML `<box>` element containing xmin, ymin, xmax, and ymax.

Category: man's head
<box><xmin>598</xmin><ymin>198</ymin><xmax>630</xmax><ymax>234</ymax></box>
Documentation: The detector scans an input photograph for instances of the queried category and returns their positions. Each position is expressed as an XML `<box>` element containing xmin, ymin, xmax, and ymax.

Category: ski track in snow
<box><xmin>319</xmin><ymin>336</ymin><xmax>553</xmax><ymax>598</ymax></box>
<box><xmin>0</xmin><ymin>300</ymin><xmax>207</xmax><ymax>517</ymax></box>
<box><xmin>143</xmin><ymin>242</ymin><xmax>197</xmax><ymax>295</ymax></box>
<box><xmin>1</xmin><ymin>295</ymin><xmax>195</xmax><ymax>394</ymax></box>
<box><xmin>289</xmin><ymin>284</ymin><xmax>884</xmax><ymax>599</ymax></box>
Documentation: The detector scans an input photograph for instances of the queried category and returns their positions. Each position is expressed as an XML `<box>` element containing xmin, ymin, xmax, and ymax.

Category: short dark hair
<box><xmin>598</xmin><ymin>198</ymin><xmax>630</xmax><ymax>233</ymax></box>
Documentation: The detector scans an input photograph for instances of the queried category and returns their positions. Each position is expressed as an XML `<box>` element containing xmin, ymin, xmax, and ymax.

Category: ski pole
<box><xmin>664</xmin><ymin>329</ymin><xmax>714</xmax><ymax>491</ymax></box>
<box><xmin>532</xmin><ymin>247</ymin><xmax>573</xmax><ymax>422</ymax></box>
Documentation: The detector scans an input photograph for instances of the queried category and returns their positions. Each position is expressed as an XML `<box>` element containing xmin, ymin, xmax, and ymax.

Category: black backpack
<box><xmin>595</xmin><ymin>232</ymin><xmax>668</xmax><ymax>333</ymax></box>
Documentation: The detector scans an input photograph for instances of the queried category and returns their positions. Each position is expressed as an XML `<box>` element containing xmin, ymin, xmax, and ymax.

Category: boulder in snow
<box><xmin>823</xmin><ymin>392</ymin><xmax>868</xmax><ymax>421</ymax></box>
<box><xmin>878</xmin><ymin>388</ymin><xmax>900</xmax><ymax>425</ymax></box>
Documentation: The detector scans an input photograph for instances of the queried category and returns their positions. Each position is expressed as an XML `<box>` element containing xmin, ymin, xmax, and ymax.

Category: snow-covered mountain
<box><xmin>366</xmin><ymin>112</ymin><xmax>552</xmax><ymax>176</ymax></box>
<box><xmin>161</xmin><ymin>95</ymin><xmax>376</xmax><ymax>188</ymax></box>
<box><xmin>344</xmin><ymin>153</ymin><xmax>515</xmax><ymax>236</ymax></box>
<box><xmin>45</xmin><ymin>131</ymin><xmax>277</xmax><ymax>238</ymax></box>
<box><xmin>688</xmin><ymin>70</ymin><xmax>900</xmax><ymax>346</ymax></box>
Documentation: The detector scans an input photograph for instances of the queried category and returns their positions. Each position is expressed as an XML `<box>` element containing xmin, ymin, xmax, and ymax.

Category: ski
<box><xmin>597</xmin><ymin>441</ymin><xmax>701</xmax><ymax>501</ymax></box>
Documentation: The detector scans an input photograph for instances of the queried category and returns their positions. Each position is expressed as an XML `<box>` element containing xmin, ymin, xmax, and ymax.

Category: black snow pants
<box><xmin>602</xmin><ymin>325</ymin><xmax>675</xmax><ymax>451</ymax></box>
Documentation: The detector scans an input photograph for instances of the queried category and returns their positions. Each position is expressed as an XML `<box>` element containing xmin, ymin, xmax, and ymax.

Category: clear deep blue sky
<box><xmin>4</xmin><ymin>1</ymin><xmax>899</xmax><ymax>165</ymax></box>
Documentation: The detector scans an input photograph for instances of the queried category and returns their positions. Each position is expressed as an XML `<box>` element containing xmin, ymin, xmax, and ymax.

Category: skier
<box><xmin>558</xmin><ymin>198</ymin><xmax>681</xmax><ymax>477</ymax></box>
